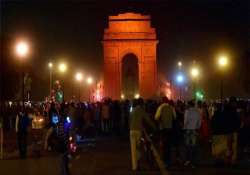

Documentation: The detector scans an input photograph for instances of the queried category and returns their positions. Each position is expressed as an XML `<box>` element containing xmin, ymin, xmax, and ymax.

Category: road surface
<box><xmin>0</xmin><ymin>137</ymin><xmax>249</xmax><ymax>175</ymax></box>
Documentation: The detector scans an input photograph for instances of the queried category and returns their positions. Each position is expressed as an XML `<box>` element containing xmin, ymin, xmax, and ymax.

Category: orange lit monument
<box><xmin>103</xmin><ymin>12</ymin><xmax>158</xmax><ymax>99</ymax></box>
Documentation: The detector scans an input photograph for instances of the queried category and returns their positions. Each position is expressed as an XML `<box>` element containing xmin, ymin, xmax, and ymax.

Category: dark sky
<box><xmin>1</xmin><ymin>0</ymin><xmax>250</xmax><ymax>100</ymax></box>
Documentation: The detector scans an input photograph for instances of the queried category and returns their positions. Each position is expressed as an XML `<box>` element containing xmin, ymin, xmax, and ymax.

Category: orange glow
<box><xmin>166</xmin><ymin>88</ymin><xmax>172</xmax><ymax>99</ymax></box>
<box><xmin>15</xmin><ymin>40</ymin><xmax>29</xmax><ymax>58</ymax></box>
<box><xmin>93</xmin><ymin>81</ymin><xmax>104</xmax><ymax>102</ymax></box>
<box><xmin>103</xmin><ymin>12</ymin><xmax>158</xmax><ymax>99</ymax></box>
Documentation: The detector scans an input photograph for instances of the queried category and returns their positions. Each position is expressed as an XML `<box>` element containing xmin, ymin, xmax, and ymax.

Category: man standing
<box><xmin>45</xmin><ymin>103</ymin><xmax>71</xmax><ymax>175</ymax></box>
<box><xmin>223</xmin><ymin>97</ymin><xmax>241</xmax><ymax>165</ymax></box>
<box><xmin>183</xmin><ymin>100</ymin><xmax>201</xmax><ymax>167</ymax></box>
<box><xmin>155</xmin><ymin>97</ymin><xmax>176</xmax><ymax>167</ymax></box>
<box><xmin>130</xmin><ymin>98</ymin><xmax>156</xmax><ymax>171</ymax></box>
<box><xmin>16</xmin><ymin>110</ymin><xmax>30</xmax><ymax>159</ymax></box>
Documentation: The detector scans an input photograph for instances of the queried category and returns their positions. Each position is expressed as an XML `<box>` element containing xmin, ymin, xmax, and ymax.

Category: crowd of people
<box><xmin>129</xmin><ymin>96</ymin><xmax>250</xmax><ymax>170</ymax></box>
<box><xmin>1</xmin><ymin>96</ymin><xmax>250</xmax><ymax>172</ymax></box>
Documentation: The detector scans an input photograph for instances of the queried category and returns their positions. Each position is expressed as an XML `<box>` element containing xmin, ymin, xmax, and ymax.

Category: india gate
<box><xmin>103</xmin><ymin>13</ymin><xmax>158</xmax><ymax>99</ymax></box>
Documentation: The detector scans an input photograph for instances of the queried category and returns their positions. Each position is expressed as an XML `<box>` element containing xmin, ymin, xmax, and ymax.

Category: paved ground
<box><xmin>0</xmin><ymin>137</ymin><xmax>250</xmax><ymax>175</ymax></box>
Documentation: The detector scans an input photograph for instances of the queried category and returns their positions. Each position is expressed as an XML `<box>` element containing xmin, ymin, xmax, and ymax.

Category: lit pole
<box><xmin>176</xmin><ymin>73</ymin><xmax>184</xmax><ymax>100</ymax></box>
<box><xmin>15</xmin><ymin>40</ymin><xmax>29</xmax><ymax>109</ymax></box>
<box><xmin>190</xmin><ymin>67</ymin><xmax>200</xmax><ymax>100</ymax></box>
<box><xmin>177</xmin><ymin>61</ymin><xmax>182</xmax><ymax>69</ymax></box>
<box><xmin>75</xmin><ymin>72</ymin><xmax>83</xmax><ymax>102</ymax></box>
<box><xmin>177</xmin><ymin>61</ymin><xmax>183</xmax><ymax>100</ymax></box>
<box><xmin>48</xmin><ymin>62</ymin><xmax>53</xmax><ymax>96</ymax></box>
<box><xmin>217</xmin><ymin>55</ymin><xmax>229</xmax><ymax>102</ymax></box>
<box><xmin>58</xmin><ymin>63</ymin><xmax>67</xmax><ymax>101</ymax></box>
<box><xmin>86</xmin><ymin>76</ymin><xmax>93</xmax><ymax>102</ymax></box>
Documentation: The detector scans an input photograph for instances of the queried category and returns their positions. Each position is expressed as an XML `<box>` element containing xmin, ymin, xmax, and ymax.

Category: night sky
<box><xmin>1</xmin><ymin>0</ymin><xmax>250</xmax><ymax>100</ymax></box>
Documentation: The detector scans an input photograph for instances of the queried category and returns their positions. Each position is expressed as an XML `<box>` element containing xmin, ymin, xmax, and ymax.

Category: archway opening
<box><xmin>122</xmin><ymin>53</ymin><xmax>139</xmax><ymax>99</ymax></box>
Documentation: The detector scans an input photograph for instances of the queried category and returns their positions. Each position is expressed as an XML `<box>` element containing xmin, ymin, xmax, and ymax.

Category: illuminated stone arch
<box><xmin>103</xmin><ymin>12</ymin><xmax>158</xmax><ymax>99</ymax></box>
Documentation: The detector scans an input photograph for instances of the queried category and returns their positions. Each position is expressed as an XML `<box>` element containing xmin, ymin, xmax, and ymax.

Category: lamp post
<box><xmin>86</xmin><ymin>76</ymin><xmax>93</xmax><ymax>102</ymax></box>
<box><xmin>190</xmin><ymin>67</ymin><xmax>200</xmax><ymax>100</ymax></box>
<box><xmin>15</xmin><ymin>40</ymin><xmax>29</xmax><ymax>109</ymax></box>
<box><xmin>176</xmin><ymin>73</ymin><xmax>184</xmax><ymax>100</ymax></box>
<box><xmin>48</xmin><ymin>62</ymin><xmax>53</xmax><ymax>96</ymax></box>
<box><xmin>217</xmin><ymin>55</ymin><xmax>229</xmax><ymax>102</ymax></box>
<box><xmin>75</xmin><ymin>72</ymin><xmax>83</xmax><ymax>102</ymax></box>
<box><xmin>177</xmin><ymin>61</ymin><xmax>182</xmax><ymax>68</ymax></box>
<box><xmin>58</xmin><ymin>63</ymin><xmax>67</xmax><ymax>101</ymax></box>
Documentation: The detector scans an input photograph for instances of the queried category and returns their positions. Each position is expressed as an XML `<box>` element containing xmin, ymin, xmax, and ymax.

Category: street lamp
<box><xmin>176</xmin><ymin>74</ymin><xmax>184</xmax><ymax>84</ymax></box>
<box><xmin>48</xmin><ymin>62</ymin><xmax>53</xmax><ymax>68</ymax></box>
<box><xmin>86</xmin><ymin>76</ymin><xmax>93</xmax><ymax>102</ymax></box>
<box><xmin>176</xmin><ymin>73</ymin><xmax>184</xmax><ymax>100</ymax></box>
<box><xmin>58</xmin><ymin>63</ymin><xmax>67</xmax><ymax>101</ymax></box>
<box><xmin>48</xmin><ymin>62</ymin><xmax>53</xmax><ymax>96</ymax></box>
<box><xmin>190</xmin><ymin>67</ymin><xmax>199</xmax><ymax>79</ymax></box>
<box><xmin>75</xmin><ymin>72</ymin><xmax>83</xmax><ymax>82</ymax></box>
<box><xmin>218</xmin><ymin>55</ymin><xmax>228</xmax><ymax>67</ymax></box>
<box><xmin>15</xmin><ymin>40</ymin><xmax>29</xmax><ymax>109</ymax></box>
<box><xmin>190</xmin><ymin>67</ymin><xmax>200</xmax><ymax>100</ymax></box>
<box><xmin>75</xmin><ymin>72</ymin><xmax>83</xmax><ymax>101</ymax></box>
<box><xmin>86</xmin><ymin>77</ymin><xmax>93</xmax><ymax>85</ymax></box>
<box><xmin>134</xmin><ymin>93</ymin><xmax>140</xmax><ymax>99</ymax></box>
<box><xmin>16</xmin><ymin>41</ymin><xmax>29</xmax><ymax>58</ymax></box>
<box><xmin>177</xmin><ymin>61</ymin><xmax>182</xmax><ymax>68</ymax></box>
<box><xmin>121</xmin><ymin>94</ymin><xmax>125</xmax><ymax>100</ymax></box>
<box><xmin>58</xmin><ymin>63</ymin><xmax>67</xmax><ymax>73</ymax></box>
<box><xmin>217</xmin><ymin>55</ymin><xmax>229</xmax><ymax>102</ymax></box>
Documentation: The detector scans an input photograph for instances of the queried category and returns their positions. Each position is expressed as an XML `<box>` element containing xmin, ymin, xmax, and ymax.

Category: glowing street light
<box><xmin>86</xmin><ymin>77</ymin><xmax>93</xmax><ymax>85</ymax></box>
<box><xmin>190</xmin><ymin>67</ymin><xmax>199</xmax><ymax>79</ymax></box>
<box><xmin>217</xmin><ymin>55</ymin><xmax>229</xmax><ymax>102</ymax></box>
<box><xmin>15</xmin><ymin>41</ymin><xmax>29</xmax><ymax>58</ymax></box>
<box><xmin>15</xmin><ymin>40</ymin><xmax>30</xmax><ymax>109</ymax></box>
<box><xmin>75</xmin><ymin>72</ymin><xmax>83</xmax><ymax>82</ymax></box>
<box><xmin>218</xmin><ymin>55</ymin><xmax>228</xmax><ymax>68</ymax></box>
<box><xmin>58</xmin><ymin>63</ymin><xmax>67</xmax><ymax>73</ymax></box>
<box><xmin>121</xmin><ymin>94</ymin><xmax>125</xmax><ymax>100</ymax></box>
<box><xmin>190</xmin><ymin>66</ymin><xmax>200</xmax><ymax>100</ymax></box>
<box><xmin>177</xmin><ymin>61</ymin><xmax>182</xmax><ymax>68</ymax></box>
<box><xmin>176</xmin><ymin>74</ymin><xmax>184</xmax><ymax>84</ymax></box>
<box><xmin>134</xmin><ymin>93</ymin><xmax>140</xmax><ymax>99</ymax></box>
<box><xmin>176</xmin><ymin>73</ymin><xmax>185</xmax><ymax>100</ymax></box>
<box><xmin>58</xmin><ymin>63</ymin><xmax>67</xmax><ymax>101</ymax></box>
<box><xmin>86</xmin><ymin>76</ymin><xmax>93</xmax><ymax>102</ymax></box>
<box><xmin>48</xmin><ymin>62</ymin><xmax>53</xmax><ymax>68</ymax></box>
<box><xmin>48</xmin><ymin>62</ymin><xmax>53</xmax><ymax>96</ymax></box>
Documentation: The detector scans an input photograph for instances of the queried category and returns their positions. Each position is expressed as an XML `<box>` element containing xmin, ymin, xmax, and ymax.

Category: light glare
<box><xmin>87</xmin><ymin>77</ymin><xmax>93</xmax><ymax>84</ymax></box>
<box><xmin>58</xmin><ymin>63</ymin><xmax>67</xmax><ymax>73</ymax></box>
<box><xmin>48</xmin><ymin>62</ymin><xmax>53</xmax><ymax>68</ymax></box>
<box><xmin>75</xmin><ymin>72</ymin><xmax>83</xmax><ymax>81</ymax></box>
<box><xmin>121</xmin><ymin>94</ymin><xmax>125</xmax><ymax>99</ymax></box>
<box><xmin>218</xmin><ymin>56</ymin><xmax>228</xmax><ymax>67</ymax></box>
<box><xmin>176</xmin><ymin>74</ymin><xmax>184</xmax><ymax>83</ymax></box>
<box><xmin>190</xmin><ymin>67</ymin><xmax>199</xmax><ymax>78</ymax></box>
<box><xmin>178</xmin><ymin>61</ymin><xmax>182</xmax><ymax>67</ymax></box>
<box><xmin>16</xmin><ymin>41</ymin><xmax>29</xmax><ymax>57</ymax></box>
<box><xmin>134</xmin><ymin>93</ymin><xmax>140</xmax><ymax>99</ymax></box>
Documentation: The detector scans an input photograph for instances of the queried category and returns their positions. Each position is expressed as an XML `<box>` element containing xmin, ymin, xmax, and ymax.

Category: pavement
<box><xmin>0</xmin><ymin>136</ymin><xmax>250</xmax><ymax>175</ymax></box>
